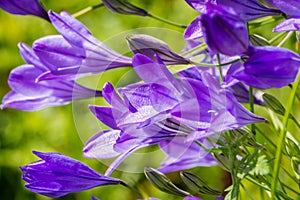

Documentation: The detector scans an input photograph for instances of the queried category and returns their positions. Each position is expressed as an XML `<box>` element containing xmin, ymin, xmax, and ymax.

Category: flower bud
<box><xmin>102</xmin><ymin>0</ymin><xmax>148</xmax><ymax>16</ymax></box>
<box><xmin>144</xmin><ymin>167</ymin><xmax>190</xmax><ymax>196</ymax></box>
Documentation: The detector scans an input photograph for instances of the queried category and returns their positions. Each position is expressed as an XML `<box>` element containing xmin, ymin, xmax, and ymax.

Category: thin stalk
<box><xmin>148</xmin><ymin>13</ymin><xmax>187</xmax><ymax>29</ymax></box>
<box><xmin>271</xmin><ymin>72</ymin><xmax>300</xmax><ymax>198</ymax></box>
<box><xmin>268</xmin><ymin>32</ymin><xmax>286</xmax><ymax>44</ymax></box>
<box><xmin>191</xmin><ymin>58</ymin><xmax>240</xmax><ymax>68</ymax></box>
<box><xmin>216</xmin><ymin>54</ymin><xmax>224</xmax><ymax>83</ymax></box>
<box><xmin>277</xmin><ymin>31</ymin><xmax>293</xmax><ymax>47</ymax></box>
<box><xmin>72</xmin><ymin>3</ymin><xmax>104</xmax><ymax>18</ymax></box>
<box><xmin>241</xmin><ymin>183</ymin><xmax>255</xmax><ymax>200</ymax></box>
<box><xmin>180</xmin><ymin>43</ymin><xmax>207</xmax><ymax>57</ymax></box>
<box><xmin>249</xmin><ymin>87</ymin><xmax>255</xmax><ymax>133</ymax></box>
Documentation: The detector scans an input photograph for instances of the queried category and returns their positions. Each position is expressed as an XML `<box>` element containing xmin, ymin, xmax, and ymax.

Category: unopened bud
<box><xmin>144</xmin><ymin>167</ymin><xmax>190</xmax><ymax>196</ymax></box>
<box><xmin>102</xmin><ymin>0</ymin><xmax>148</xmax><ymax>16</ymax></box>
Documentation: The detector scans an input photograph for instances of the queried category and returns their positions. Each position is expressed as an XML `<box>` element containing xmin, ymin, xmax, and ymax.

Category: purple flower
<box><xmin>0</xmin><ymin>0</ymin><xmax>49</xmax><ymax>21</ymax></box>
<box><xmin>185</xmin><ymin>0</ymin><xmax>216</xmax><ymax>13</ymax></box>
<box><xmin>20</xmin><ymin>151</ymin><xmax>122</xmax><ymax>198</ymax></box>
<box><xmin>216</xmin><ymin>0</ymin><xmax>281</xmax><ymax>22</ymax></box>
<box><xmin>84</xmin><ymin>54</ymin><xmax>265</xmax><ymax>175</ymax></box>
<box><xmin>1</xmin><ymin>43</ymin><xmax>101</xmax><ymax>111</ymax></box>
<box><xmin>199</xmin><ymin>3</ymin><xmax>249</xmax><ymax>56</ymax></box>
<box><xmin>232</xmin><ymin>46</ymin><xmax>300</xmax><ymax>89</ymax></box>
<box><xmin>34</xmin><ymin>11</ymin><xmax>132</xmax><ymax>80</ymax></box>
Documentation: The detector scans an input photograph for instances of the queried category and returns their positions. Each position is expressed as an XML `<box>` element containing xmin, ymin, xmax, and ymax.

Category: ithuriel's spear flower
<box><xmin>199</xmin><ymin>3</ymin><xmax>249</xmax><ymax>56</ymax></box>
<box><xmin>20</xmin><ymin>151</ymin><xmax>123</xmax><ymax>198</ymax></box>
<box><xmin>34</xmin><ymin>11</ymin><xmax>132</xmax><ymax>80</ymax></box>
<box><xmin>84</xmin><ymin>54</ymin><xmax>265</xmax><ymax>175</ymax></box>
<box><xmin>1</xmin><ymin>43</ymin><xmax>101</xmax><ymax>111</ymax></box>
<box><xmin>231</xmin><ymin>46</ymin><xmax>300</xmax><ymax>89</ymax></box>
<box><xmin>0</xmin><ymin>0</ymin><xmax>49</xmax><ymax>21</ymax></box>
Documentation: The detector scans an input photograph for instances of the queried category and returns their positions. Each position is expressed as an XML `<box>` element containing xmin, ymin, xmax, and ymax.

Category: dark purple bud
<box><xmin>200</xmin><ymin>3</ymin><xmax>249</xmax><ymax>56</ymax></box>
<box><xmin>20</xmin><ymin>151</ymin><xmax>122</xmax><ymax>198</ymax></box>
<box><xmin>127</xmin><ymin>34</ymin><xmax>190</xmax><ymax>65</ymax></box>
<box><xmin>0</xmin><ymin>0</ymin><xmax>49</xmax><ymax>21</ymax></box>
<box><xmin>102</xmin><ymin>0</ymin><xmax>148</xmax><ymax>16</ymax></box>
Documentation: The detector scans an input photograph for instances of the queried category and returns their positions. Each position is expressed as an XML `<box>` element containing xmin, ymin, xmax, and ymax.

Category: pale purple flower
<box><xmin>20</xmin><ymin>151</ymin><xmax>122</xmax><ymax>198</ymax></box>
<box><xmin>34</xmin><ymin>11</ymin><xmax>132</xmax><ymax>80</ymax></box>
<box><xmin>1</xmin><ymin>43</ymin><xmax>101</xmax><ymax>111</ymax></box>
<box><xmin>84</xmin><ymin>54</ymin><xmax>265</xmax><ymax>175</ymax></box>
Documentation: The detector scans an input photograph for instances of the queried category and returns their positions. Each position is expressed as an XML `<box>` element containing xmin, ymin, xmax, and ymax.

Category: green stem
<box><xmin>268</xmin><ymin>32</ymin><xmax>286</xmax><ymax>44</ymax></box>
<box><xmin>271</xmin><ymin>72</ymin><xmax>300</xmax><ymax>198</ymax></box>
<box><xmin>72</xmin><ymin>3</ymin><xmax>104</xmax><ymax>18</ymax></box>
<box><xmin>277</xmin><ymin>31</ymin><xmax>293</xmax><ymax>47</ymax></box>
<box><xmin>148</xmin><ymin>13</ymin><xmax>187</xmax><ymax>29</ymax></box>
<box><xmin>180</xmin><ymin>43</ymin><xmax>207</xmax><ymax>57</ymax></box>
<box><xmin>191</xmin><ymin>58</ymin><xmax>240</xmax><ymax>68</ymax></box>
<box><xmin>249</xmin><ymin>87</ymin><xmax>255</xmax><ymax>133</ymax></box>
<box><xmin>216</xmin><ymin>54</ymin><xmax>224</xmax><ymax>83</ymax></box>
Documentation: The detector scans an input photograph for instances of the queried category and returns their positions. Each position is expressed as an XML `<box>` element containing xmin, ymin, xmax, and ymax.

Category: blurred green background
<box><xmin>1</xmin><ymin>0</ymin><xmax>300</xmax><ymax>200</ymax></box>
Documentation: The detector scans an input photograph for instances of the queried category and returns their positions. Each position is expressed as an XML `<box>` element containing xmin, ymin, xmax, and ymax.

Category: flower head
<box><xmin>20</xmin><ymin>151</ymin><xmax>122</xmax><ymax>198</ymax></box>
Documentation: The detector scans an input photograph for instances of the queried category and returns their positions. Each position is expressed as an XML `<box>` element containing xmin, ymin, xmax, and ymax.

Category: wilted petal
<box><xmin>0</xmin><ymin>0</ymin><xmax>49</xmax><ymax>20</ymax></box>
<box><xmin>20</xmin><ymin>151</ymin><xmax>122</xmax><ymax>198</ymax></box>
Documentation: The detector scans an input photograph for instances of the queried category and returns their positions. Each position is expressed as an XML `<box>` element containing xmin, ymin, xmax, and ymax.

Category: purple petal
<box><xmin>272</xmin><ymin>0</ymin><xmax>300</xmax><ymax>17</ymax></box>
<box><xmin>0</xmin><ymin>0</ymin><xmax>49</xmax><ymax>20</ymax></box>
<box><xmin>273</xmin><ymin>18</ymin><xmax>300</xmax><ymax>32</ymax></box>
<box><xmin>184</xmin><ymin>17</ymin><xmax>203</xmax><ymax>40</ymax></box>
<box><xmin>89</xmin><ymin>105</ymin><xmax>120</xmax><ymax>129</ymax></box>
<box><xmin>83</xmin><ymin>130</ymin><xmax>121</xmax><ymax>159</ymax></box>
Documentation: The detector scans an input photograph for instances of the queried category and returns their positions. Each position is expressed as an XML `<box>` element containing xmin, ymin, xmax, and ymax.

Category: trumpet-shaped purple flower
<box><xmin>199</xmin><ymin>3</ymin><xmax>249</xmax><ymax>56</ymax></box>
<box><xmin>0</xmin><ymin>0</ymin><xmax>49</xmax><ymax>21</ymax></box>
<box><xmin>33</xmin><ymin>11</ymin><xmax>132</xmax><ymax>80</ymax></box>
<box><xmin>1</xmin><ymin>43</ymin><xmax>101</xmax><ymax>111</ymax></box>
<box><xmin>232</xmin><ymin>46</ymin><xmax>300</xmax><ymax>89</ymax></box>
<box><xmin>84</xmin><ymin>54</ymin><xmax>265</xmax><ymax>175</ymax></box>
<box><xmin>20</xmin><ymin>151</ymin><xmax>122</xmax><ymax>198</ymax></box>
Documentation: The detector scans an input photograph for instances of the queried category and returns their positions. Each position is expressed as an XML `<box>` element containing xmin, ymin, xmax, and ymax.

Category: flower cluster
<box><xmin>1</xmin><ymin>0</ymin><xmax>300</xmax><ymax>199</ymax></box>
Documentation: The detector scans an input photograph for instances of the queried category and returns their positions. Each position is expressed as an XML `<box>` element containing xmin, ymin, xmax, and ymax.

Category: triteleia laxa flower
<box><xmin>34</xmin><ymin>11</ymin><xmax>132</xmax><ymax>80</ymax></box>
<box><xmin>84</xmin><ymin>54</ymin><xmax>265</xmax><ymax>175</ymax></box>
<box><xmin>0</xmin><ymin>0</ymin><xmax>49</xmax><ymax>21</ymax></box>
<box><xmin>20</xmin><ymin>151</ymin><xmax>122</xmax><ymax>198</ymax></box>
<box><xmin>199</xmin><ymin>3</ymin><xmax>249</xmax><ymax>56</ymax></box>
<box><xmin>1</xmin><ymin>43</ymin><xmax>101</xmax><ymax>111</ymax></box>
<box><xmin>232</xmin><ymin>46</ymin><xmax>300</xmax><ymax>89</ymax></box>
